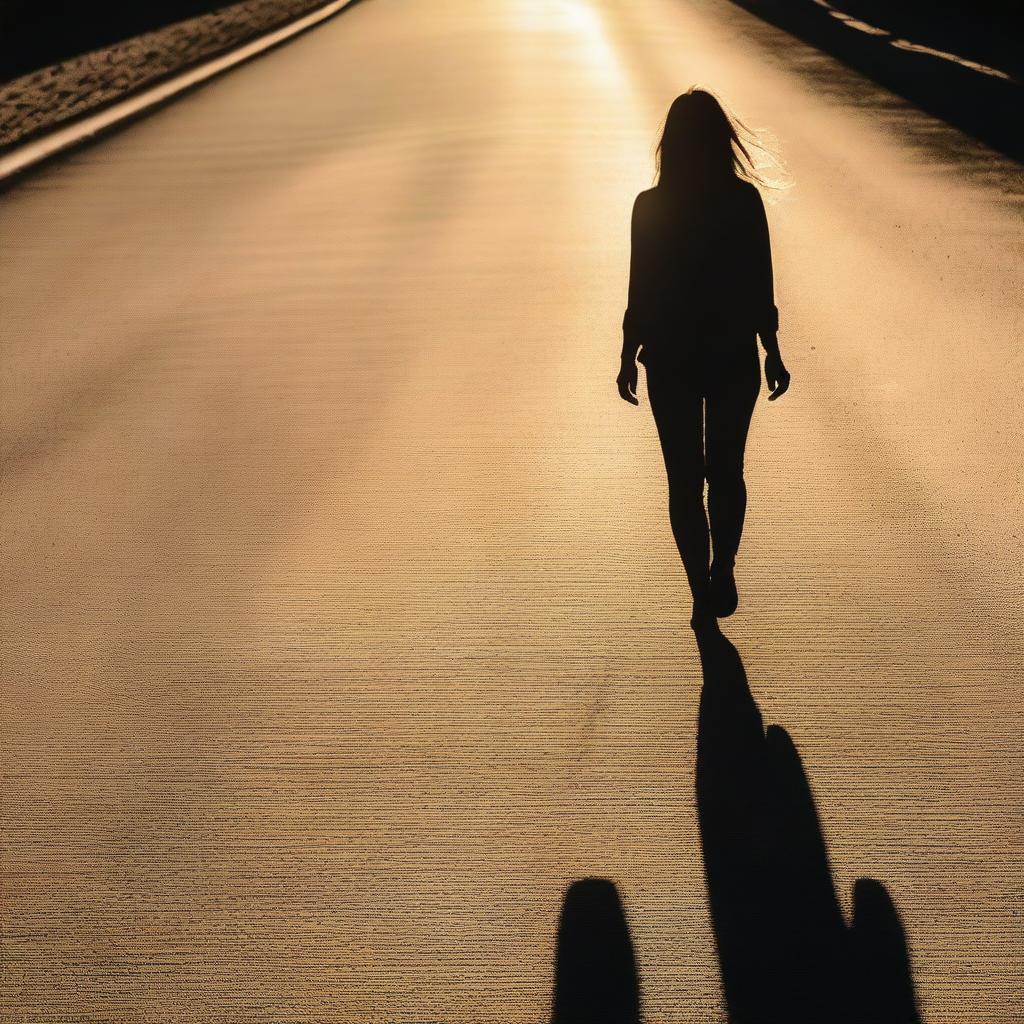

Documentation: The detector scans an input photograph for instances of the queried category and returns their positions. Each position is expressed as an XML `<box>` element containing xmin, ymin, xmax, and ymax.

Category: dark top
<box><xmin>621</xmin><ymin>179</ymin><xmax>778</xmax><ymax>364</ymax></box>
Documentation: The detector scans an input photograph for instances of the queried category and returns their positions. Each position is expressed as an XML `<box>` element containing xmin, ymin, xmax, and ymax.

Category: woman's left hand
<box><xmin>765</xmin><ymin>351</ymin><xmax>791</xmax><ymax>401</ymax></box>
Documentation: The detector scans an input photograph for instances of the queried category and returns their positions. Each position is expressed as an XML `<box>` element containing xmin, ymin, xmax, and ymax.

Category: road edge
<box><xmin>0</xmin><ymin>0</ymin><xmax>362</xmax><ymax>188</ymax></box>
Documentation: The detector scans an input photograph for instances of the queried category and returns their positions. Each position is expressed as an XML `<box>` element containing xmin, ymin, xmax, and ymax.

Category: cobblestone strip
<box><xmin>0</xmin><ymin>0</ymin><xmax>336</xmax><ymax>150</ymax></box>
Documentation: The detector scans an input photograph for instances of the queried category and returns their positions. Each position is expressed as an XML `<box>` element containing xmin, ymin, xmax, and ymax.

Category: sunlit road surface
<box><xmin>2</xmin><ymin>0</ymin><xmax>1022</xmax><ymax>1020</ymax></box>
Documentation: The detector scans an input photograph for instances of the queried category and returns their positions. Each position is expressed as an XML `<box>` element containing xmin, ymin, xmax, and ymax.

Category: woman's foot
<box><xmin>689</xmin><ymin>576</ymin><xmax>715</xmax><ymax>627</ymax></box>
<box><xmin>710</xmin><ymin>562</ymin><xmax>738</xmax><ymax>618</ymax></box>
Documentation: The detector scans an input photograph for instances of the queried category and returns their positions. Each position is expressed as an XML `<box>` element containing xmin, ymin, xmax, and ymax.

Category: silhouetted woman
<box><xmin>617</xmin><ymin>88</ymin><xmax>790</xmax><ymax>622</ymax></box>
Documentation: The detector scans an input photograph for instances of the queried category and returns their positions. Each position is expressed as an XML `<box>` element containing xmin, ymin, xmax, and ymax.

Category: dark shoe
<box><xmin>690</xmin><ymin>598</ymin><xmax>716</xmax><ymax>628</ymax></box>
<box><xmin>689</xmin><ymin>576</ymin><xmax>715</xmax><ymax>627</ymax></box>
<box><xmin>710</xmin><ymin>563</ymin><xmax>738</xmax><ymax>618</ymax></box>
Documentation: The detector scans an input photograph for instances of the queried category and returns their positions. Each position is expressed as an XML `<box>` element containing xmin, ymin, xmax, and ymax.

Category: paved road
<box><xmin>3</xmin><ymin>0</ymin><xmax>1022</xmax><ymax>1020</ymax></box>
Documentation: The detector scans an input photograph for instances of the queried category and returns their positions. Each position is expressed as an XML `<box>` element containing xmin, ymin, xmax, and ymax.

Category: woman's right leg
<box><xmin>646</xmin><ymin>364</ymin><xmax>710</xmax><ymax>608</ymax></box>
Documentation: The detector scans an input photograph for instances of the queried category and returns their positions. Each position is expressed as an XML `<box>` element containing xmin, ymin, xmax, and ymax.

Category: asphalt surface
<box><xmin>2</xmin><ymin>0</ymin><xmax>1022</xmax><ymax>1020</ymax></box>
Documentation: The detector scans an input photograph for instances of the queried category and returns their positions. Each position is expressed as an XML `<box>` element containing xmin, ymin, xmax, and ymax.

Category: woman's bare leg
<box><xmin>646</xmin><ymin>368</ymin><xmax>711</xmax><ymax>609</ymax></box>
<box><xmin>704</xmin><ymin>343</ymin><xmax>760</xmax><ymax>613</ymax></box>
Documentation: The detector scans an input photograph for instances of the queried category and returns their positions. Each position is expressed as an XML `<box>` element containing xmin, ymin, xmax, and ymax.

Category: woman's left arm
<box><xmin>752</xmin><ymin>190</ymin><xmax>790</xmax><ymax>400</ymax></box>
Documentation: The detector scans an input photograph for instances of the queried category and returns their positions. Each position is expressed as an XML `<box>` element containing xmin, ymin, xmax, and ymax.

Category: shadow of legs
<box><xmin>693</xmin><ymin>620</ymin><xmax>922</xmax><ymax>1023</ymax></box>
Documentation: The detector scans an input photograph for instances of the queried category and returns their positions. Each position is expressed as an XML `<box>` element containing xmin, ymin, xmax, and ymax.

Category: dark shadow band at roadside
<box><xmin>727</xmin><ymin>0</ymin><xmax>1023</xmax><ymax>162</ymax></box>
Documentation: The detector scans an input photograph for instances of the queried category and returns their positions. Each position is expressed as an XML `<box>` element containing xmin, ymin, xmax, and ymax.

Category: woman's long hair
<box><xmin>654</xmin><ymin>87</ymin><xmax>785</xmax><ymax>193</ymax></box>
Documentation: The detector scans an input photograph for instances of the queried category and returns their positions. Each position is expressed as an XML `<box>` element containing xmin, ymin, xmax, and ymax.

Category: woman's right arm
<box><xmin>617</xmin><ymin>193</ymin><xmax>647</xmax><ymax>405</ymax></box>
<box><xmin>621</xmin><ymin>193</ymin><xmax>647</xmax><ymax>365</ymax></box>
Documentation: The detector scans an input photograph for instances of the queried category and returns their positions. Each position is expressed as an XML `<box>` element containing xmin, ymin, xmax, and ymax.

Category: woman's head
<box><xmin>655</xmin><ymin>88</ymin><xmax>770</xmax><ymax>190</ymax></box>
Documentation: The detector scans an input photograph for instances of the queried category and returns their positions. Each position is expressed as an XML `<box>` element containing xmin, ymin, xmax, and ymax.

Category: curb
<box><xmin>0</xmin><ymin>0</ymin><xmax>360</xmax><ymax>186</ymax></box>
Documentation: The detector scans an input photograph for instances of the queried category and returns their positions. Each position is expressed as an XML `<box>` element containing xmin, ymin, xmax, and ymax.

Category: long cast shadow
<box><xmin>694</xmin><ymin>620</ymin><xmax>922</xmax><ymax>1022</ymax></box>
<box><xmin>549</xmin><ymin>878</ymin><xmax>642</xmax><ymax>1024</ymax></box>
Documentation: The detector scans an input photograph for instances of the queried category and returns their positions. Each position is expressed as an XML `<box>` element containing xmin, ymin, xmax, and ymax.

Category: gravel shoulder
<box><xmin>0</xmin><ymin>0</ymin><xmax>339</xmax><ymax>151</ymax></box>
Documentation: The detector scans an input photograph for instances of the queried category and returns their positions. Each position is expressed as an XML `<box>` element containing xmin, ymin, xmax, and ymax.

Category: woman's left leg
<box><xmin>704</xmin><ymin>342</ymin><xmax>761</xmax><ymax>608</ymax></box>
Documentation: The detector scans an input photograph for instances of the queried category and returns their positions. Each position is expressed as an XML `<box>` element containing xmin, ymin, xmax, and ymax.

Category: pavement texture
<box><xmin>2</xmin><ymin>0</ymin><xmax>1022</xmax><ymax>1021</ymax></box>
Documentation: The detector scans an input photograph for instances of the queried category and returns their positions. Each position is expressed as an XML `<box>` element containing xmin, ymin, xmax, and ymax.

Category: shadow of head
<box><xmin>550</xmin><ymin>878</ymin><xmax>642</xmax><ymax>1024</ymax></box>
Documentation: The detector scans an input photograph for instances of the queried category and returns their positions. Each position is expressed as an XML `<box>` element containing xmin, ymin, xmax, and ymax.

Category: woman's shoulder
<box><xmin>735</xmin><ymin>178</ymin><xmax>765</xmax><ymax>207</ymax></box>
<box><xmin>633</xmin><ymin>187</ymin><xmax>657</xmax><ymax>210</ymax></box>
<box><xmin>630</xmin><ymin>188</ymin><xmax>661</xmax><ymax>230</ymax></box>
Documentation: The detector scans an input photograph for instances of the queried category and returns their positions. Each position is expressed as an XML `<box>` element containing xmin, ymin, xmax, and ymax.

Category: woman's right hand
<box><xmin>616</xmin><ymin>357</ymin><xmax>640</xmax><ymax>405</ymax></box>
